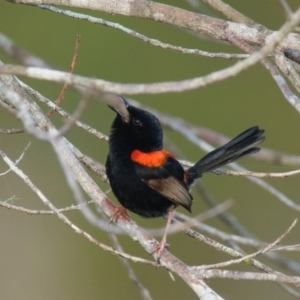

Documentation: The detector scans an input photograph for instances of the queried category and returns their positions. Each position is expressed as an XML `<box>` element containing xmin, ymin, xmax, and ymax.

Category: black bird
<box><xmin>106</xmin><ymin>97</ymin><xmax>265</xmax><ymax>262</ymax></box>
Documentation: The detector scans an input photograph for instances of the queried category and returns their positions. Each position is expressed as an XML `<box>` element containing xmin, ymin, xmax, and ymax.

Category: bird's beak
<box><xmin>108</xmin><ymin>96</ymin><xmax>130</xmax><ymax>123</ymax></box>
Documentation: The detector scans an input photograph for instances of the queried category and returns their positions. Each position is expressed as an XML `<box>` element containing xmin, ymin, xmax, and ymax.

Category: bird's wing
<box><xmin>142</xmin><ymin>176</ymin><xmax>192</xmax><ymax>212</ymax></box>
<box><xmin>134</xmin><ymin>156</ymin><xmax>193</xmax><ymax>212</ymax></box>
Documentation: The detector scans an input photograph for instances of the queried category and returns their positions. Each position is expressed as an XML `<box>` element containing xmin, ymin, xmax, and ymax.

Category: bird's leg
<box><xmin>155</xmin><ymin>205</ymin><xmax>174</xmax><ymax>265</ymax></box>
<box><xmin>109</xmin><ymin>206</ymin><xmax>129</xmax><ymax>223</ymax></box>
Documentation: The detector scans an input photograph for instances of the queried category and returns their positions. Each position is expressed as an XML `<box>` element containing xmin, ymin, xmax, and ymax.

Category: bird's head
<box><xmin>108</xmin><ymin>97</ymin><xmax>163</xmax><ymax>153</ymax></box>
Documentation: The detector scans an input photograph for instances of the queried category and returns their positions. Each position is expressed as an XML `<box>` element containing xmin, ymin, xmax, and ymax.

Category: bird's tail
<box><xmin>186</xmin><ymin>126</ymin><xmax>265</xmax><ymax>185</ymax></box>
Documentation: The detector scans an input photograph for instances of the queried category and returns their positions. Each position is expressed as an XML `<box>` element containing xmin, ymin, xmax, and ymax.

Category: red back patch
<box><xmin>131</xmin><ymin>150</ymin><xmax>174</xmax><ymax>167</ymax></box>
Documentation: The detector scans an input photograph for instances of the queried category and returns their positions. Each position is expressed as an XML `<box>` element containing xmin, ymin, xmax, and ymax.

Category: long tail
<box><xmin>186</xmin><ymin>126</ymin><xmax>265</xmax><ymax>185</ymax></box>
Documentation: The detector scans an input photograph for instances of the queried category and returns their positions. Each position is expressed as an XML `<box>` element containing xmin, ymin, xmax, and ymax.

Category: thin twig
<box><xmin>0</xmin><ymin>146</ymin><xmax>156</xmax><ymax>266</ymax></box>
<box><xmin>278</xmin><ymin>0</ymin><xmax>293</xmax><ymax>20</ymax></box>
<box><xmin>38</xmin><ymin>5</ymin><xmax>248</xmax><ymax>60</ymax></box>
<box><xmin>179</xmin><ymin>159</ymin><xmax>300</xmax><ymax>178</ymax></box>
<box><xmin>57</xmin><ymin>96</ymin><xmax>89</xmax><ymax>137</ymax></box>
<box><xmin>273</xmin><ymin>244</ymin><xmax>300</xmax><ymax>252</ymax></box>
<box><xmin>0</xmin><ymin>32</ymin><xmax>52</xmax><ymax>68</ymax></box>
<box><xmin>199</xmin><ymin>269</ymin><xmax>300</xmax><ymax>284</ymax></box>
<box><xmin>177</xmin><ymin>217</ymin><xmax>300</xmax><ymax>287</ymax></box>
<box><xmin>175</xmin><ymin>212</ymin><xmax>266</xmax><ymax>247</ymax></box>
<box><xmin>211</xmin><ymin>168</ymin><xmax>300</xmax><ymax>178</ymax></box>
<box><xmin>0</xmin><ymin>142</ymin><xmax>31</xmax><ymax>176</ymax></box>
<box><xmin>0</xmin><ymin>80</ymin><xmax>51</xmax><ymax>140</ymax></box>
<box><xmin>149</xmin><ymin>200</ymin><xmax>233</xmax><ymax>237</ymax></box>
<box><xmin>0</xmin><ymin>199</ymin><xmax>95</xmax><ymax>214</ymax></box>
<box><xmin>197</xmin><ymin>219</ymin><xmax>297</xmax><ymax>269</ymax></box>
<box><xmin>52</xmin><ymin>138</ymin><xmax>123</xmax><ymax>235</ymax></box>
<box><xmin>274</xmin><ymin>50</ymin><xmax>300</xmax><ymax>95</ymax></box>
<box><xmin>20</xmin><ymin>81</ymin><xmax>108</xmax><ymax>141</ymax></box>
<box><xmin>2</xmin><ymin>6</ymin><xmax>300</xmax><ymax>95</ymax></box>
<box><xmin>202</xmin><ymin>0</ymin><xmax>256</xmax><ymax>24</ymax></box>
<box><xmin>0</xmin><ymin>128</ymin><xmax>25</xmax><ymax>134</ymax></box>
<box><xmin>278</xmin><ymin>283</ymin><xmax>300</xmax><ymax>299</ymax></box>
<box><xmin>191</xmin><ymin>182</ymin><xmax>300</xmax><ymax>274</ymax></box>
<box><xmin>226</xmin><ymin>32</ymin><xmax>300</xmax><ymax>114</ymax></box>
<box><xmin>98</xmin><ymin>207</ymin><xmax>153</xmax><ymax>300</ymax></box>
<box><xmin>47</xmin><ymin>34</ymin><xmax>81</xmax><ymax>117</ymax></box>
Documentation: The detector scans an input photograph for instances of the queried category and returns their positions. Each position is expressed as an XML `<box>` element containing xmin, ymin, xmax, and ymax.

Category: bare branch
<box><xmin>150</xmin><ymin>200</ymin><xmax>233</xmax><ymax>237</ymax></box>
<box><xmin>175</xmin><ymin>211</ymin><xmax>267</xmax><ymax>248</ymax></box>
<box><xmin>275</xmin><ymin>50</ymin><xmax>300</xmax><ymax>94</ymax></box>
<box><xmin>1</xmin><ymin>7</ymin><xmax>300</xmax><ymax>95</ymax></box>
<box><xmin>47</xmin><ymin>34</ymin><xmax>81</xmax><ymax>117</ymax></box>
<box><xmin>0</xmin><ymin>142</ymin><xmax>31</xmax><ymax>175</ymax></box>
<box><xmin>19</xmin><ymin>81</ymin><xmax>109</xmax><ymax>141</ymax></box>
<box><xmin>9</xmin><ymin>0</ymin><xmax>300</xmax><ymax>52</ymax></box>
<box><xmin>56</xmin><ymin>96</ymin><xmax>89</xmax><ymax>137</ymax></box>
<box><xmin>97</xmin><ymin>206</ymin><xmax>153</xmax><ymax>300</ymax></box>
<box><xmin>201</xmin><ymin>0</ymin><xmax>256</xmax><ymax>24</ymax></box>
<box><xmin>2</xmin><ymin>1</ymin><xmax>300</xmax><ymax>297</ymax></box>
<box><xmin>200</xmin><ymin>269</ymin><xmax>300</xmax><ymax>284</ymax></box>
<box><xmin>278</xmin><ymin>0</ymin><xmax>293</xmax><ymax>20</ymax></box>
<box><xmin>0</xmin><ymin>32</ymin><xmax>52</xmax><ymax>68</ymax></box>
<box><xmin>197</xmin><ymin>219</ymin><xmax>297</xmax><ymax>269</ymax></box>
<box><xmin>0</xmin><ymin>199</ymin><xmax>96</xmax><ymax>215</ymax></box>
<box><xmin>0</xmin><ymin>146</ymin><xmax>156</xmax><ymax>266</ymax></box>
<box><xmin>0</xmin><ymin>128</ymin><xmax>24</xmax><ymax>134</ymax></box>
<box><xmin>0</xmin><ymin>79</ymin><xmax>51</xmax><ymax>140</ymax></box>
<box><xmin>226</xmin><ymin>32</ymin><xmax>300</xmax><ymax>114</ymax></box>
<box><xmin>0</xmin><ymin>72</ymin><xmax>223</xmax><ymax>299</ymax></box>
<box><xmin>38</xmin><ymin>5</ymin><xmax>248</xmax><ymax>60</ymax></box>
<box><xmin>211</xmin><ymin>168</ymin><xmax>300</xmax><ymax>178</ymax></box>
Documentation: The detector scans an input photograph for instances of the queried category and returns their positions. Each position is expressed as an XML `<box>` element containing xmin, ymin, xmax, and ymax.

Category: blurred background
<box><xmin>0</xmin><ymin>0</ymin><xmax>300</xmax><ymax>299</ymax></box>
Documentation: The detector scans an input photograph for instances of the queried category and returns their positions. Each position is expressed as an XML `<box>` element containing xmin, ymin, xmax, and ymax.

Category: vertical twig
<box><xmin>47</xmin><ymin>34</ymin><xmax>81</xmax><ymax>117</ymax></box>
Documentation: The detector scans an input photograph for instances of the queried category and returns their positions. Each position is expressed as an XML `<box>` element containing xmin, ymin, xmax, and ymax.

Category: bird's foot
<box><xmin>152</xmin><ymin>240</ymin><xmax>170</xmax><ymax>266</ymax></box>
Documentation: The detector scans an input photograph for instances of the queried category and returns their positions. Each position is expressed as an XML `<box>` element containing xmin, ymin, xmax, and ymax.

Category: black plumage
<box><xmin>105</xmin><ymin>97</ymin><xmax>265</xmax><ymax>261</ymax></box>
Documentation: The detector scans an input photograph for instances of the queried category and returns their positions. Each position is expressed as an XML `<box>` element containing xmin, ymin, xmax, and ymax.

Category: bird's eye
<box><xmin>132</xmin><ymin>118</ymin><xmax>142</xmax><ymax>126</ymax></box>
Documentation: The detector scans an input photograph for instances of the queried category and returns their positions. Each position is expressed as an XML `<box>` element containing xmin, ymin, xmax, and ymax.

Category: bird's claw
<box><xmin>152</xmin><ymin>242</ymin><xmax>170</xmax><ymax>266</ymax></box>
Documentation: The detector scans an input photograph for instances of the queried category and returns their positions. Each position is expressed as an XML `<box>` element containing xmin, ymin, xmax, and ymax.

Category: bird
<box><xmin>105</xmin><ymin>97</ymin><xmax>265</xmax><ymax>263</ymax></box>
